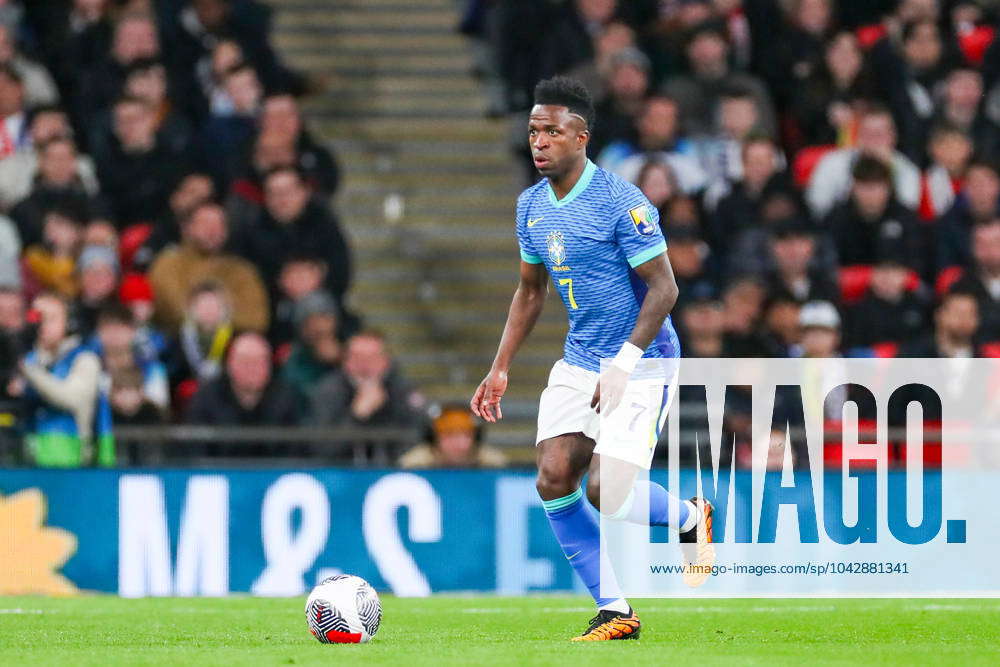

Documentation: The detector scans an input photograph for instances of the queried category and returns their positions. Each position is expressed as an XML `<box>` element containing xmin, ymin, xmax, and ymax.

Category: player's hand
<box><xmin>591</xmin><ymin>366</ymin><xmax>629</xmax><ymax>416</ymax></box>
<box><xmin>471</xmin><ymin>369</ymin><xmax>508</xmax><ymax>423</ymax></box>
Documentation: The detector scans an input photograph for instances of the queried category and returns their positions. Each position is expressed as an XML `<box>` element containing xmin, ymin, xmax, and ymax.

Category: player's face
<box><xmin>528</xmin><ymin>105</ymin><xmax>588</xmax><ymax>178</ymax></box>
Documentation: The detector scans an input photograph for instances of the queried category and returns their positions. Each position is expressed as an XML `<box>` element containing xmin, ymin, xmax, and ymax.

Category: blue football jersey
<box><xmin>515</xmin><ymin>159</ymin><xmax>681</xmax><ymax>372</ymax></box>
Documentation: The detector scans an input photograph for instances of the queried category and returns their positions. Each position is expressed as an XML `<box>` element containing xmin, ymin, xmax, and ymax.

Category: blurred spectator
<box><xmin>226</xmin><ymin>129</ymin><xmax>296</xmax><ymax>232</ymax></box>
<box><xmin>309</xmin><ymin>330</ymin><xmax>422</xmax><ymax>428</ymax></box>
<box><xmin>871</xmin><ymin>19</ymin><xmax>954</xmax><ymax>162</ymax></box>
<box><xmin>720</xmin><ymin>276</ymin><xmax>773</xmax><ymax>356</ymax></box>
<box><xmin>937</xmin><ymin>159</ymin><xmax>1000</xmax><ymax>270</ymax></box>
<box><xmin>35</xmin><ymin>0</ymin><xmax>113</xmax><ymax>107</ymax></box>
<box><xmin>805</xmin><ymin>105</ymin><xmax>921</xmax><ymax>217</ymax></box>
<box><xmin>73</xmin><ymin>11</ymin><xmax>162</xmax><ymax>138</ymax></box>
<box><xmin>167</xmin><ymin>280</ymin><xmax>233</xmax><ymax>387</ymax></box>
<box><xmin>0</xmin><ymin>23</ymin><xmax>57</xmax><ymax>107</ymax></box>
<box><xmin>846</xmin><ymin>253</ymin><xmax>931</xmax><ymax>349</ymax></box>
<box><xmin>0</xmin><ymin>209</ymin><xmax>19</xmax><ymax>288</ymax></box>
<box><xmin>199</xmin><ymin>62</ymin><xmax>261</xmax><ymax>187</ymax></box>
<box><xmin>259</xmin><ymin>92</ymin><xmax>340</xmax><ymax>197</ymax></box>
<box><xmin>900</xmin><ymin>290</ymin><xmax>981</xmax><ymax>357</ymax></box>
<box><xmin>597</xmin><ymin>94</ymin><xmax>706</xmax><ymax>192</ymax></box>
<box><xmin>636</xmin><ymin>159</ymin><xmax>683</xmax><ymax>220</ymax></box>
<box><xmin>108</xmin><ymin>366</ymin><xmax>164</xmax><ymax>425</ymax></box>
<box><xmin>677</xmin><ymin>287</ymin><xmax>724</xmax><ymax>358</ymax></box>
<box><xmin>919</xmin><ymin>123</ymin><xmax>971</xmax><ymax>222</ymax></box>
<box><xmin>706</xmin><ymin>135</ymin><xmax>787</xmax><ymax>255</ymax></box>
<box><xmin>22</xmin><ymin>206</ymin><xmax>84</xmax><ymax>298</ymax></box>
<box><xmin>588</xmin><ymin>47</ymin><xmax>651</xmax><ymax>157</ymax></box>
<box><xmin>88</xmin><ymin>57</ymin><xmax>192</xmax><ymax>159</ymax></box>
<box><xmin>15</xmin><ymin>292</ymin><xmax>114</xmax><ymax>467</ymax></box>
<box><xmin>0</xmin><ymin>62</ymin><xmax>27</xmax><ymax>159</ymax></box>
<box><xmin>791</xmin><ymin>31</ymin><xmax>877</xmax><ymax>147</ymax></box>
<box><xmin>0</xmin><ymin>286</ymin><xmax>24</xmax><ymax>401</ymax></box>
<box><xmin>118</xmin><ymin>272</ymin><xmax>166</xmax><ymax>365</ymax></box>
<box><xmin>149</xmin><ymin>201</ymin><xmax>269</xmax><ymax>333</ymax></box>
<box><xmin>10</xmin><ymin>136</ymin><xmax>104</xmax><ymax>248</ymax></box>
<box><xmin>764</xmin><ymin>0</ymin><xmax>835</xmax><ymax>114</ymax></box>
<box><xmin>949</xmin><ymin>219</ymin><xmax>1000</xmax><ymax>340</ymax></box>
<box><xmin>399</xmin><ymin>405</ymin><xmax>507</xmax><ymax>469</ymax></box>
<box><xmin>663</xmin><ymin>21</ymin><xmax>776</xmax><ymax>138</ymax></box>
<box><xmin>761</xmin><ymin>296</ymin><xmax>803</xmax><ymax>356</ymax></box>
<box><xmin>93</xmin><ymin>96</ymin><xmax>188</xmax><ymax>226</ymax></box>
<box><xmin>798</xmin><ymin>300</ymin><xmax>842</xmax><ymax>358</ymax></box>
<box><xmin>935</xmin><ymin>68</ymin><xmax>1000</xmax><ymax>160</ymax></box>
<box><xmin>92</xmin><ymin>303</ymin><xmax>169</xmax><ymax>414</ymax></box>
<box><xmin>691</xmin><ymin>86</ymin><xmax>769</xmax><ymax>188</ymax></box>
<box><xmin>825</xmin><ymin>156</ymin><xmax>923</xmax><ymax>272</ymax></box>
<box><xmin>271</xmin><ymin>253</ymin><xmax>331</xmax><ymax>348</ymax></box>
<box><xmin>0</xmin><ymin>107</ymin><xmax>100</xmax><ymax>211</ymax></box>
<box><xmin>281</xmin><ymin>291</ymin><xmax>342</xmax><ymax>396</ymax></box>
<box><xmin>762</xmin><ymin>219</ymin><xmax>839</xmax><ymax>304</ymax></box>
<box><xmin>133</xmin><ymin>171</ymin><xmax>215</xmax><ymax>270</ymax></box>
<box><xmin>186</xmin><ymin>331</ymin><xmax>299</xmax><ymax>428</ymax></box>
<box><xmin>665</xmin><ymin>224</ymin><xmax>714</xmax><ymax>311</ymax></box>
<box><xmin>72</xmin><ymin>244</ymin><xmax>119</xmax><ymax>336</ymax></box>
<box><xmin>174</xmin><ymin>0</ymin><xmax>306</xmax><ymax>107</ymax></box>
<box><xmin>237</xmin><ymin>166</ymin><xmax>351</xmax><ymax>306</ymax></box>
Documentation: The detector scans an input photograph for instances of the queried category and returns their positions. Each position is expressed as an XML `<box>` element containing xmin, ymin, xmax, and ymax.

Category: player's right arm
<box><xmin>471</xmin><ymin>259</ymin><xmax>548</xmax><ymax>423</ymax></box>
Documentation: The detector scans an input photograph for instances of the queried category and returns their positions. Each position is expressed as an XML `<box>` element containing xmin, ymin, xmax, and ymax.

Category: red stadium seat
<box><xmin>935</xmin><ymin>266</ymin><xmax>964</xmax><ymax>296</ymax></box>
<box><xmin>792</xmin><ymin>144</ymin><xmax>836</xmax><ymax>188</ymax></box>
<box><xmin>839</xmin><ymin>265</ymin><xmax>920</xmax><ymax>305</ymax></box>
<box><xmin>980</xmin><ymin>342</ymin><xmax>1000</xmax><ymax>358</ymax></box>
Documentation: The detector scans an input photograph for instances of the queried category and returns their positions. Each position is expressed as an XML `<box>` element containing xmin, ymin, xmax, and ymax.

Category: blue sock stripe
<box><xmin>541</xmin><ymin>488</ymin><xmax>583</xmax><ymax>513</ymax></box>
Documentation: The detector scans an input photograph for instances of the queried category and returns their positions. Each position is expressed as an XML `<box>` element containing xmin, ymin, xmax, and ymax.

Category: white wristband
<box><xmin>611</xmin><ymin>342</ymin><xmax>643</xmax><ymax>374</ymax></box>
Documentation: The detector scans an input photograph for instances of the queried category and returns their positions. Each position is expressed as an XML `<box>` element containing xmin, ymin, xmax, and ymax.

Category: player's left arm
<box><xmin>624</xmin><ymin>252</ymin><xmax>679</xmax><ymax>350</ymax></box>
<box><xmin>592</xmin><ymin>196</ymin><xmax>678</xmax><ymax>413</ymax></box>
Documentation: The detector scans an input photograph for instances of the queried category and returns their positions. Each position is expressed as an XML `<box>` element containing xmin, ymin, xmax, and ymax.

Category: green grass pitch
<box><xmin>2</xmin><ymin>595</ymin><xmax>999</xmax><ymax>666</ymax></box>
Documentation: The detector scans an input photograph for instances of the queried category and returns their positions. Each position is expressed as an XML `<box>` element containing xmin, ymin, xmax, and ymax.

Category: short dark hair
<box><xmin>97</xmin><ymin>302</ymin><xmax>135</xmax><ymax>328</ymax></box>
<box><xmin>852</xmin><ymin>155</ymin><xmax>892</xmax><ymax>184</ymax></box>
<box><xmin>533</xmin><ymin>76</ymin><xmax>595</xmax><ymax>129</ymax></box>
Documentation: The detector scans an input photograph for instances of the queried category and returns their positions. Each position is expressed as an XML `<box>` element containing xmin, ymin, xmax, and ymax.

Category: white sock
<box><xmin>678</xmin><ymin>500</ymin><xmax>701</xmax><ymax>533</ymax></box>
<box><xmin>598</xmin><ymin>598</ymin><xmax>631</xmax><ymax>615</ymax></box>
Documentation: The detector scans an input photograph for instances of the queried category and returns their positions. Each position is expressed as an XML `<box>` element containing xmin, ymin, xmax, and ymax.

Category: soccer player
<box><xmin>471</xmin><ymin>77</ymin><xmax>714</xmax><ymax>641</ymax></box>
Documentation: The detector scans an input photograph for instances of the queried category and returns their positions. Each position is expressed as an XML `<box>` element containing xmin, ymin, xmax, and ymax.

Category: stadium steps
<box><xmin>271</xmin><ymin>0</ymin><xmax>563</xmax><ymax>457</ymax></box>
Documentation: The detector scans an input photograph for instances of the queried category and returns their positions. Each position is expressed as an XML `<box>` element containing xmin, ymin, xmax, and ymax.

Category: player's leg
<box><xmin>585</xmin><ymin>453</ymin><xmax>698</xmax><ymax>532</ymax></box>
<box><xmin>536</xmin><ymin>434</ymin><xmax>640</xmax><ymax>640</ymax></box>
<box><xmin>591</xmin><ymin>374</ymin><xmax>715</xmax><ymax>587</ymax></box>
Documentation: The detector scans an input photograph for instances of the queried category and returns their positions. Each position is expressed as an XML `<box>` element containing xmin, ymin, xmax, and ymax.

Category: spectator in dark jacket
<box><xmin>238</xmin><ymin>166</ymin><xmax>351</xmax><ymax>305</ymax></box>
<box><xmin>186</xmin><ymin>331</ymin><xmax>299</xmax><ymax>427</ymax></box>
<box><xmin>936</xmin><ymin>159</ymin><xmax>1000</xmax><ymax>270</ymax></box>
<box><xmin>308</xmin><ymin>330</ymin><xmax>422</xmax><ymax>428</ymax></box>
<box><xmin>846</xmin><ymin>250</ymin><xmax>932</xmax><ymax>349</ymax></box>
<box><xmin>825</xmin><ymin>156</ymin><xmax>924</xmax><ymax>273</ymax></box>
<box><xmin>10</xmin><ymin>136</ymin><xmax>105</xmax><ymax>247</ymax></box>
<box><xmin>949</xmin><ymin>219</ymin><xmax>1000</xmax><ymax>341</ymax></box>
<box><xmin>900</xmin><ymin>290</ymin><xmax>981</xmax><ymax>358</ymax></box>
<box><xmin>93</xmin><ymin>96</ymin><xmax>188</xmax><ymax>226</ymax></box>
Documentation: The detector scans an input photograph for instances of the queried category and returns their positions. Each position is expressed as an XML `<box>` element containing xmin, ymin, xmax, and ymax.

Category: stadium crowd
<box><xmin>0</xmin><ymin>0</ymin><xmax>448</xmax><ymax>467</ymax></box>
<box><xmin>468</xmin><ymin>0</ymin><xmax>1000</xmax><ymax>364</ymax></box>
<box><xmin>0</xmin><ymin>0</ymin><xmax>998</xmax><ymax>468</ymax></box>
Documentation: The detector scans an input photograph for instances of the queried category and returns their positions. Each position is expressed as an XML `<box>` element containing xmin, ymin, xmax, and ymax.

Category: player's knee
<box><xmin>535</xmin><ymin>460</ymin><xmax>578</xmax><ymax>501</ymax></box>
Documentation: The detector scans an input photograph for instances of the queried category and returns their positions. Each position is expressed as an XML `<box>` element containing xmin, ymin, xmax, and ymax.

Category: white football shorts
<box><xmin>535</xmin><ymin>358</ymin><xmax>678</xmax><ymax>470</ymax></box>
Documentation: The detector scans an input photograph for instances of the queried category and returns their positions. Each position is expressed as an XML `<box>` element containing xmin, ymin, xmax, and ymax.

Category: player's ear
<box><xmin>577</xmin><ymin>129</ymin><xmax>590</xmax><ymax>149</ymax></box>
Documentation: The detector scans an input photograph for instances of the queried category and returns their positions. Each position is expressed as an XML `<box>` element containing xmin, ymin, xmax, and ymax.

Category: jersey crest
<box><xmin>546</xmin><ymin>230</ymin><xmax>566</xmax><ymax>266</ymax></box>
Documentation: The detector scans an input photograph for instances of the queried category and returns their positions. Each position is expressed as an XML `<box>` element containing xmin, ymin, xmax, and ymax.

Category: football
<box><xmin>305</xmin><ymin>575</ymin><xmax>382</xmax><ymax>644</ymax></box>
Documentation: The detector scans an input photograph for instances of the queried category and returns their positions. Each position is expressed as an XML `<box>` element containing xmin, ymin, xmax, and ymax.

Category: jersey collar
<box><xmin>547</xmin><ymin>159</ymin><xmax>596</xmax><ymax>208</ymax></box>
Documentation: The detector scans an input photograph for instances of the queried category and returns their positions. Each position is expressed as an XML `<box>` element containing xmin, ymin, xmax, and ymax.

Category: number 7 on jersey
<box><xmin>558</xmin><ymin>278</ymin><xmax>579</xmax><ymax>309</ymax></box>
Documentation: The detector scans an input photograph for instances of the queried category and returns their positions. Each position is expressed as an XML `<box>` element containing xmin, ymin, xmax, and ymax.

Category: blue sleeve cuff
<box><xmin>520</xmin><ymin>249</ymin><xmax>543</xmax><ymax>264</ymax></box>
<box><xmin>626</xmin><ymin>240</ymin><xmax>667</xmax><ymax>268</ymax></box>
